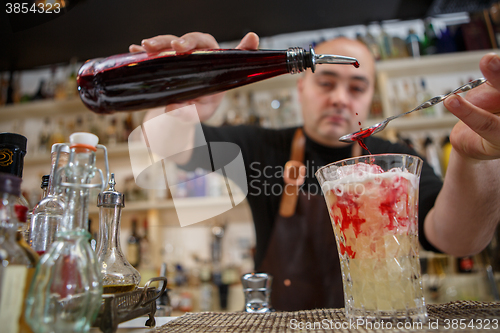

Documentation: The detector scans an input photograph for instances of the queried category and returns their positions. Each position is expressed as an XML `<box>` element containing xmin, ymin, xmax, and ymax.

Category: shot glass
<box><xmin>241</xmin><ymin>273</ymin><xmax>273</xmax><ymax>313</ymax></box>
<box><xmin>315</xmin><ymin>154</ymin><xmax>427</xmax><ymax>322</ymax></box>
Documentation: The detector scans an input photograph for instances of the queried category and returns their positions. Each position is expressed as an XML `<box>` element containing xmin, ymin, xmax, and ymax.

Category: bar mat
<box><xmin>152</xmin><ymin>301</ymin><xmax>500</xmax><ymax>333</ymax></box>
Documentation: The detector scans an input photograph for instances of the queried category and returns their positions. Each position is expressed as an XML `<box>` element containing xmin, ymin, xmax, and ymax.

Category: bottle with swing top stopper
<box><xmin>26</xmin><ymin>133</ymin><xmax>105</xmax><ymax>333</ymax></box>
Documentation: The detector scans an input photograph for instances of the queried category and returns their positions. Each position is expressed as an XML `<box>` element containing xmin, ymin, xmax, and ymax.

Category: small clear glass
<box><xmin>241</xmin><ymin>273</ymin><xmax>273</xmax><ymax>313</ymax></box>
<box><xmin>315</xmin><ymin>154</ymin><xmax>427</xmax><ymax>322</ymax></box>
<box><xmin>96</xmin><ymin>173</ymin><xmax>141</xmax><ymax>294</ymax></box>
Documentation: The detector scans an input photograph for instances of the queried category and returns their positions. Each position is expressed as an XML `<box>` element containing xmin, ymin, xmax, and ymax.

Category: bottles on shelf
<box><xmin>127</xmin><ymin>219</ymin><xmax>142</xmax><ymax>268</ymax></box>
<box><xmin>397</xmin><ymin>131</ymin><xmax>452</xmax><ymax>180</ymax></box>
<box><xmin>385</xmin><ymin>74</ymin><xmax>480</xmax><ymax>119</ymax></box>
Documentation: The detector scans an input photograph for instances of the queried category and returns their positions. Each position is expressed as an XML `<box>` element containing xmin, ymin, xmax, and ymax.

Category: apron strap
<box><xmin>279</xmin><ymin>128</ymin><xmax>306</xmax><ymax>217</ymax></box>
<box><xmin>279</xmin><ymin>128</ymin><xmax>363</xmax><ymax>217</ymax></box>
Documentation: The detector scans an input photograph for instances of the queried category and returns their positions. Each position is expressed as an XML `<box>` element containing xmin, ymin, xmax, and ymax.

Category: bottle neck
<box><xmin>286</xmin><ymin>47</ymin><xmax>313</xmax><ymax>74</ymax></box>
<box><xmin>41</xmin><ymin>187</ymin><xmax>48</xmax><ymax>199</ymax></box>
<box><xmin>97</xmin><ymin>205</ymin><xmax>123</xmax><ymax>253</ymax></box>
<box><xmin>59</xmin><ymin>148</ymin><xmax>96</xmax><ymax>234</ymax></box>
<box><xmin>48</xmin><ymin>151</ymin><xmax>69</xmax><ymax>196</ymax></box>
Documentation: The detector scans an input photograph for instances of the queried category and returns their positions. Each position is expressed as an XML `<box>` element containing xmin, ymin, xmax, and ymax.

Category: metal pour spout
<box><xmin>315</xmin><ymin>54</ymin><xmax>359</xmax><ymax>67</ymax></box>
<box><xmin>305</xmin><ymin>46</ymin><xmax>359</xmax><ymax>73</ymax></box>
<box><xmin>287</xmin><ymin>46</ymin><xmax>360</xmax><ymax>73</ymax></box>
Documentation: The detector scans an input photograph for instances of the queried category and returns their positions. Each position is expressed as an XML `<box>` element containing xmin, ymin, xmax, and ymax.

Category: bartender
<box><xmin>132</xmin><ymin>32</ymin><xmax>500</xmax><ymax>311</ymax></box>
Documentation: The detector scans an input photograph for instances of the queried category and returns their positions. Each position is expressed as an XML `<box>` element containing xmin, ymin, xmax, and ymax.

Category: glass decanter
<box><xmin>96</xmin><ymin>173</ymin><xmax>141</xmax><ymax>294</ymax></box>
<box><xmin>25</xmin><ymin>132</ymin><xmax>109</xmax><ymax>333</ymax></box>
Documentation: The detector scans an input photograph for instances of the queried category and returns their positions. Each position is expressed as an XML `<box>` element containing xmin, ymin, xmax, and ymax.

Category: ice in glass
<box><xmin>316</xmin><ymin>154</ymin><xmax>427</xmax><ymax>322</ymax></box>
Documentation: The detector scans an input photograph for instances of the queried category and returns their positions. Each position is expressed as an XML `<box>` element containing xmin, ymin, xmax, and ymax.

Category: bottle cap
<box><xmin>97</xmin><ymin>173</ymin><xmax>125</xmax><ymax>207</ymax></box>
<box><xmin>41</xmin><ymin>175</ymin><xmax>50</xmax><ymax>189</ymax></box>
<box><xmin>0</xmin><ymin>133</ymin><xmax>27</xmax><ymax>178</ymax></box>
<box><xmin>51</xmin><ymin>143</ymin><xmax>70</xmax><ymax>154</ymax></box>
<box><xmin>0</xmin><ymin>172</ymin><xmax>22</xmax><ymax>197</ymax></box>
<box><xmin>69</xmin><ymin>132</ymin><xmax>99</xmax><ymax>147</ymax></box>
<box><xmin>0</xmin><ymin>133</ymin><xmax>27</xmax><ymax>152</ymax></box>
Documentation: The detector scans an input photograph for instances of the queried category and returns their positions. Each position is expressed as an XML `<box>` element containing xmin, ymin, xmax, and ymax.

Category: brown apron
<box><xmin>257</xmin><ymin>128</ymin><xmax>361</xmax><ymax>311</ymax></box>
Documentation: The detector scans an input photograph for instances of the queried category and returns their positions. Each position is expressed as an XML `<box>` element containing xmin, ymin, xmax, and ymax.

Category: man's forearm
<box><xmin>424</xmin><ymin>148</ymin><xmax>500</xmax><ymax>256</ymax></box>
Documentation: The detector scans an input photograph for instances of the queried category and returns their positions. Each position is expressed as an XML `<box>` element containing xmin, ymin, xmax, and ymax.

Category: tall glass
<box><xmin>315</xmin><ymin>154</ymin><xmax>427</xmax><ymax>322</ymax></box>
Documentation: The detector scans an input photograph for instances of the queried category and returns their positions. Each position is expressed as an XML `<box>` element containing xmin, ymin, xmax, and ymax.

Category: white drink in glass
<box><xmin>317</xmin><ymin>154</ymin><xmax>427</xmax><ymax>322</ymax></box>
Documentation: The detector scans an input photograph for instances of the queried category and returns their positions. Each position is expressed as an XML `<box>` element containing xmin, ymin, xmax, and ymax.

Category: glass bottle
<box><xmin>127</xmin><ymin>219</ymin><xmax>141</xmax><ymax>268</ymax></box>
<box><xmin>0</xmin><ymin>173</ymin><xmax>34</xmax><ymax>333</ymax></box>
<box><xmin>140</xmin><ymin>218</ymin><xmax>153</xmax><ymax>272</ymax></box>
<box><xmin>30</xmin><ymin>144</ymin><xmax>70</xmax><ymax>256</ymax></box>
<box><xmin>77</xmin><ymin>46</ymin><xmax>359</xmax><ymax>113</ymax></box>
<box><xmin>96</xmin><ymin>173</ymin><xmax>141</xmax><ymax>294</ymax></box>
<box><xmin>0</xmin><ymin>133</ymin><xmax>31</xmax><ymax>237</ymax></box>
<box><xmin>25</xmin><ymin>132</ymin><xmax>107</xmax><ymax>333</ymax></box>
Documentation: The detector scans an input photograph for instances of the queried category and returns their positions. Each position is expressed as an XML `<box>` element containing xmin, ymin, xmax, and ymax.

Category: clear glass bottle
<box><xmin>25</xmin><ymin>132</ymin><xmax>107</xmax><ymax>333</ymax></box>
<box><xmin>127</xmin><ymin>219</ymin><xmax>141</xmax><ymax>268</ymax></box>
<box><xmin>0</xmin><ymin>173</ymin><xmax>33</xmax><ymax>333</ymax></box>
<box><xmin>77</xmin><ymin>47</ymin><xmax>359</xmax><ymax>113</ymax></box>
<box><xmin>0</xmin><ymin>133</ymin><xmax>32</xmax><ymax>242</ymax></box>
<box><xmin>96</xmin><ymin>173</ymin><xmax>141</xmax><ymax>294</ymax></box>
<box><xmin>29</xmin><ymin>144</ymin><xmax>70</xmax><ymax>256</ymax></box>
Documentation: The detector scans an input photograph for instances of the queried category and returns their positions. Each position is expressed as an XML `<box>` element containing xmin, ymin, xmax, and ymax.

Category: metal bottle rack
<box><xmin>92</xmin><ymin>276</ymin><xmax>168</xmax><ymax>333</ymax></box>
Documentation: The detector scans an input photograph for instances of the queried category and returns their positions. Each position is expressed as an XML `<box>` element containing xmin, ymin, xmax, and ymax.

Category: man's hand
<box><xmin>444</xmin><ymin>53</ymin><xmax>500</xmax><ymax>161</ymax></box>
<box><xmin>130</xmin><ymin>32</ymin><xmax>259</xmax><ymax>122</ymax></box>
<box><xmin>425</xmin><ymin>53</ymin><xmax>500</xmax><ymax>257</ymax></box>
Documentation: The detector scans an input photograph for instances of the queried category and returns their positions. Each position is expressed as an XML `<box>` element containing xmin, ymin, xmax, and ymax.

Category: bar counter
<box><xmin>104</xmin><ymin>300</ymin><xmax>499</xmax><ymax>332</ymax></box>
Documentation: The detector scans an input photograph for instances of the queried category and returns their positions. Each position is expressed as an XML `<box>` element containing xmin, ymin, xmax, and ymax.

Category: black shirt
<box><xmin>185</xmin><ymin>124</ymin><xmax>443</xmax><ymax>269</ymax></box>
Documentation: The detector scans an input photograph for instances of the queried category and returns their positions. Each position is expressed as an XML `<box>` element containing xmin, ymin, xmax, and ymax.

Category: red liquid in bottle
<box><xmin>78</xmin><ymin>49</ymin><xmax>289</xmax><ymax>113</ymax></box>
<box><xmin>36</xmin><ymin>251</ymin><xmax>46</xmax><ymax>256</ymax></box>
